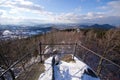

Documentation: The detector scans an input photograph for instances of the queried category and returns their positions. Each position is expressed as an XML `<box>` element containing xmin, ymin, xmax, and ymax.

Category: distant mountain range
<box><xmin>50</xmin><ymin>23</ymin><xmax>116</xmax><ymax>30</ymax></box>
<box><xmin>0</xmin><ymin>24</ymin><xmax>117</xmax><ymax>40</ymax></box>
<box><xmin>0</xmin><ymin>24</ymin><xmax>116</xmax><ymax>30</ymax></box>
<box><xmin>78</xmin><ymin>24</ymin><xmax>116</xmax><ymax>29</ymax></box>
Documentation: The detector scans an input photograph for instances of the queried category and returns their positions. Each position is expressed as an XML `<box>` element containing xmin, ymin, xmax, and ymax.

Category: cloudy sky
<box><xmin>0</xmin><ymin>0</ymin><xmax>120</xmax><ymax>25</ymax></box>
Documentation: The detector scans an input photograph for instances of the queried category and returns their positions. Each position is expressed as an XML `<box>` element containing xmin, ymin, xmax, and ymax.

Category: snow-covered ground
<box><xmin>0</xmin><ymin>29</ymin><xmax>43</xmax><ymax>40</ymax></box>
<box><xmin>38</xmin><ymin>56</ymin><xmax>100</xmax><ymax>80</ymax></box>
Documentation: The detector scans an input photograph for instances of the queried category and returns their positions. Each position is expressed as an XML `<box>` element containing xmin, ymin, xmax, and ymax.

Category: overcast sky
<box><xmin>0</xmin><ymin>0</ymin><xmax>120</xmax><ymax>25</ymax></box>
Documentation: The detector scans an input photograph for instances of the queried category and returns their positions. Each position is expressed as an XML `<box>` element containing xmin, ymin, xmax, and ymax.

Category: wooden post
<box><xmin>39</xmin><ymin>42</ymin><xmax>43</xmax><ymax>63</ymax></box>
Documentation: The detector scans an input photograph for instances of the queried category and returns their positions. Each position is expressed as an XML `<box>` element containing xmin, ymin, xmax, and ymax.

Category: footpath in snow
<box><xmin>38</xmin><ymin>56</ymin><xmax>100</xmax><ymax>80</ymax></box>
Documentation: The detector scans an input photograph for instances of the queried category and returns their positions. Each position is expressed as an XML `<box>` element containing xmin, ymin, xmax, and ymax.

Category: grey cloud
<box><xmin>16</xmin><ymin>4</ymin><xmax>43</xmax><ymax>11</ymax></box>
<box><xmin>55</xmin><ymin>12</ymin><xmax>105</xmax><ymax>22</ymax></box>
<box><xmin>77</xmin><ymin>16</ymin><xmax>120</xmax><ymax>25</ymax></box>
<box><xmin>55</xmin><ymin>12</ymin><xmax>120</xmax><ymax>25</ymax></box>
<box><xmin>0</xmin><ymin>0</ymin><xmax>44</xmax><ymax>12</ymax></box>
<box><xmin>0</xmin><ymin>0</ymin><xmax>53</xmax><ymax>16</ymax></box>
<box><xmin>99</xmin><ymin>0</ymin><xmax>120</xmax><ymax>16</ymax></box>
<box><xmin>0</xmin><ymin>0</ymin><xmax>120</xmax><ymax>25</ymax></box>
<box><xmin>6</xmin><ymin>0</ymin><xmax>44</xmax><ymax>11</ymax></box>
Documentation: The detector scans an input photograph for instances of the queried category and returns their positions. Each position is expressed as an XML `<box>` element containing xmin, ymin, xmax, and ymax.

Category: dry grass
<box><xmin>61</xmin><ymin>54</ymin><xmax>76</xmax><ymax>63</ymax></box>
<box><xmin>16</xmin><ymin>62</ymin><xmax>45</xmax><ymax>80</ymax></box>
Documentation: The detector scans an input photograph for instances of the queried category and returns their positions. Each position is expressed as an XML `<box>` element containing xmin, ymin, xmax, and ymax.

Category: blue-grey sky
<box><xmin>0</xmin><ymin>0</ymin><xmax>120</xmax><ymax>25</ymax></box>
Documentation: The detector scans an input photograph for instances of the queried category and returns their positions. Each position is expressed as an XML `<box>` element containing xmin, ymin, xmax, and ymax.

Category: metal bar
<box><xmin>1</xmin><ymin>42</ymin><xmax>119</xmax><ymax>80</ymax></box>
<box><xmin>0</xmin><ymin>53</ymin><xmax>30</xmax><ymax>77</ymax></box>
<box><xmin>39</xmin><ymin>42</ymin><xmax>43</xmax><ymax>63</ymax></box>
<box><xmin>78</xmin><ymin>43</ymin><xmax>120</xmax><ymax>69</ymax></box>
<box><xmin>73</xmin><ymin>43</ymin><xmax>77</xmax><ymax>60</ymax></box>
<box><xmin>41</xmin><ymin>42</ymin><xmax>120</xmax><ymax>69</ymax></box>
<box><xmin>41</xmin><ymin>43</ymin><xmax>76</xmax><ymax>45</ymax></box>
<box><xmin>52</xmin><ymin>56</ymin><xmax>55</xmax><ymax>80</ymax></box>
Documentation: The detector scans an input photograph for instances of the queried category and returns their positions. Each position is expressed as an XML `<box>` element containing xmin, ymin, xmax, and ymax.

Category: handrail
<box><xmin>40</xmin><ymin>42</ymin><xmax>120</xmax><ymax>69</ymax></box>
<box><xmin>41</xmin><ymin>43</ymin><xmax>76</xmax><ymax>45</ymax></box>
<box><xmin>0</xmin><ymin>53</ymin><xmax>30</xmax><ymax>78</ymax></box>
<box><xmin>1</xmin><ymin>42</ymin><xmax>120</xmax><ymax>80</ymax></box>
<box><xmin>77</xmin><ymin>43</ymin><xmax>120</xmax><ymax>69</ymax></box>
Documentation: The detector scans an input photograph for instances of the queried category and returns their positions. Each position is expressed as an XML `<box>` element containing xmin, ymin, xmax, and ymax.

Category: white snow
<box><xmin>44</xmin><ymin>46</ymin><xmax>53</xmax><ymax>54</ymax></box>
<box><xmin>2</xmin><ymin>30</ymin><xmax>13</xmax><ymax>36</ymax></box>
<box><xmin>38</xmin><ymin>56</ymin><xmax>100</xmax><ymax>80</ymax></box>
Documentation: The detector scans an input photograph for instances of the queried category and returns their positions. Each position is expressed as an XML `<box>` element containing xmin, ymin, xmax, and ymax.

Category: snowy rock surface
<box><xmin>38</xmin><ymin>56</ymin><xmax>100</xmax><ymax>80</ymax></box>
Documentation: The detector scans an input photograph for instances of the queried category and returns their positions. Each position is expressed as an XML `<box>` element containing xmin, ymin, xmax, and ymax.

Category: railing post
<box><xmin>9</xmin><ymin>69</ymin><xmax>15</xmax><ymax>80</ymax></box>
<box><xmin>97</xmin><ymin>58</ymin><xmax>103</xmax><ymax>75</ymax></box>
<box><xmin>39</xmin><ymin>42</ymin><xmax>43</xmax><ymax>63</ymax></box>
<box><xmin>97</xmin><ymin>52</ymin><xmax>107</xmax><ymax>76</ymax></box>
<box><xmin>52</xmin><ymin>56</ymin><xmax>55</xmax><ymax>80</ymax></box>
<box><xmin>73</xmin><ymin>43</ymin><xmax>77</xmax><ymax>60</ymax></box>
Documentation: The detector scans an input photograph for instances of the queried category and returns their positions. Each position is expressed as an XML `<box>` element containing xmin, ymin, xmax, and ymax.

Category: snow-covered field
<box><xmin>38</xmin><ymin>56</ymin><xmax>100</xmax><ymax>80</ymax></box>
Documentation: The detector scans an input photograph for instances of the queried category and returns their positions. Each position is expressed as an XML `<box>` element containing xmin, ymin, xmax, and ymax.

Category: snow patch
<box><xmin>2</xmin><ymin>30</ymin><xmax>13</xmax><ymax>36</ymax></box>
<box><xmin>38</xmin><ymin>56</ymin><xmax>100</xmax><ymax>80</ymax></box>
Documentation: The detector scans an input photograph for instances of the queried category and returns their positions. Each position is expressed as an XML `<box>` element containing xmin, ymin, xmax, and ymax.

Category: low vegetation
<box><xmin>16</xmin><ymin>63</ymin><xmax>45</xmax><ymax>80</ymax></box>
<box><xmin>61</xmin><ymin>54</ymin><xmax>75</xmax><ymax>63</ymax></box>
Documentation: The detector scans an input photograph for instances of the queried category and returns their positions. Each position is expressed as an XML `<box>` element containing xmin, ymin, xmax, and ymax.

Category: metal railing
<box><xmin>39</xmin><ymin>42</ymin><xmax>120</xmax><ymax>79</ymax></box>
<box><xmin>0</xmin><ymin>42</ymin><xmax>120</xmax><ymax>80</ymax></box>
<box><xmin>39</xmin><ymin>42</ymin><xmax>120</xmax><ymax>68</ymax></box>
<box><xmin>0</xmin><ymin>53</ymin><xmax>31</xmax><ymax>80</ymax></box>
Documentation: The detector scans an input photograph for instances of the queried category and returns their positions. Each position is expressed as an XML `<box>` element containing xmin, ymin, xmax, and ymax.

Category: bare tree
<box><xmin>97</xmin><ymin>29</ymin><xmax>120</xmax><ymax>75</ymax></box>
